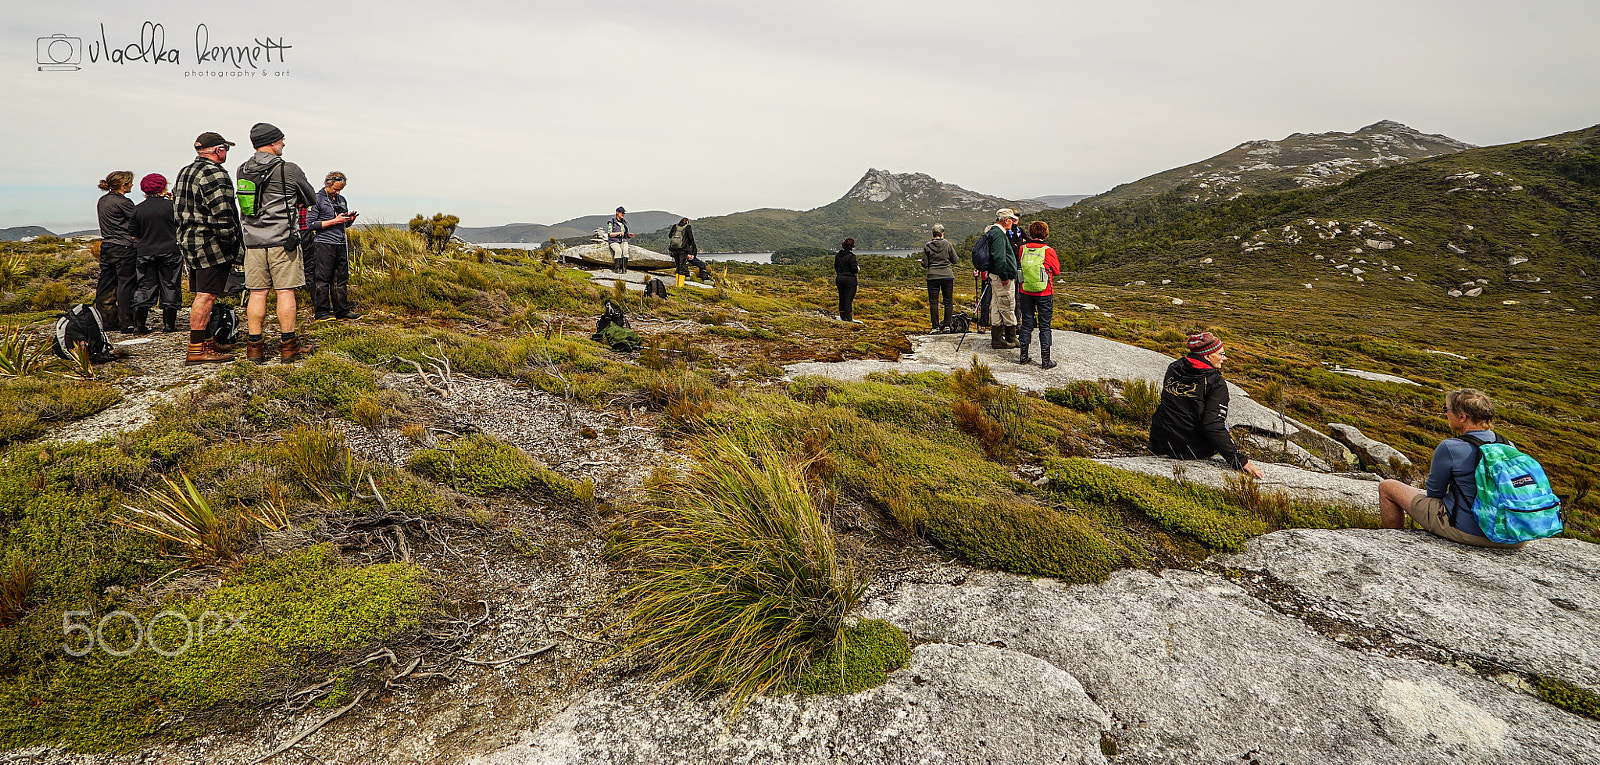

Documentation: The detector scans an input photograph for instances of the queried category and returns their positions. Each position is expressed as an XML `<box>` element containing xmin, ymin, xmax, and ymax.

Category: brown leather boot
<box><xmin>185</xmin><ymin>342</ymin><xmax>233</xmax><ymax>365</ymax></box>
<box><xmin>280</xmin><ymin>337</ymin><xmax>302</xmax><ymax>363</ymax></box>
<box><xmin>246</xmin><ymin>340</ymin><xmax>266</xmax><ymax>364</ymax></box>
<box><xmin>205</xmin><ymin>337</ymin><xmax>234</xmax><ymax>354</ymax></box>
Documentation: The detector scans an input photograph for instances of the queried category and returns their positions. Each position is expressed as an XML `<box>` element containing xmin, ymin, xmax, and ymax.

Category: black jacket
<box><xmin>131</xmin><ymin>196</ymin><xmax>178</xmax><ymax>257</ymax></box>
<box><xmin>668</xmin><ymin>222</ymin><xmax>697</xmax><ymax>256</ymax></box>
<box><xmin>1148</xmin><ymin>356</ymin><xmax>1248</xmax><ymax>470</ymax></box>
<box><xmin>834</xmin><ymin>248</ymin><xmax>859</xmax><ymax>277</ymax></box>
<box><xmin>96</xmin><ymin>191</ymin><xmax>137</xmax><ymax>248</ymax></box>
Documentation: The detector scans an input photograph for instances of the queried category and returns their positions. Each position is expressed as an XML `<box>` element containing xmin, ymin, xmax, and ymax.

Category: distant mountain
<box><xmin>456</xmin><ymin>210</ymin><xmax>680</xmax><ymax>244</ymax></box>
<box><xmin>1029</xmin><ymin>124</ymin><xmax>1600</xmax><ymax>303</ymax></box>
<box><xmin>1084</xmin><ymin>121</ymin><xmax>1473</xmax><ymax>208</ymax></box>
<box><xmin>0</xmin><ymin>226</ymin><xmax>55</xmax><ymax>241</ymax></box>
<box><xmin>632</xmin><ymin>169</ymin><xmax>1039</xmax><ymax>252</ymax></box>
<box><xmin>1031</xmin><ymin>195</ymin><xmax>1092</xmax><ymax>209</ymax></box>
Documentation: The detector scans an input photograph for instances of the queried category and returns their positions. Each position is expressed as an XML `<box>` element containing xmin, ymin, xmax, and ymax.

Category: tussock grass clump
<box><xmin>0</xmin><ymin>325</ymin><xmax>50</xmax><ymax>377</ymax></box>
<box><xmin>1047</xmin><ymin>458</ymin><xmax>1267</xmax><ymax>551</ymax></box>
<box><xmin>113</xmin><ymin>473</ymin><xmax>242</xmax><ymax>565</ymax></box>
<box><xmin>0</xmin><ymin>558</ymin><xmax>37</xmax><ymax>628</ymax></box>
<box><xmin>607</xmin><ymin>436</ymin><xmax>865</xmax><ymax>712</ymax></box>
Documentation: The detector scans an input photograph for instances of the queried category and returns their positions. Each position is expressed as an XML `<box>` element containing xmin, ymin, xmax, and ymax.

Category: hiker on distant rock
<box><xmin>305</xmin><ymin>170</ymin><xmax>360</xmax><ymax>321</ymax></box>
<box><xmin>835</xmin><ymin>238</ymin><xmax>861</xmax><ymax>323</ymax></box>
<box><xmin>95</xmin><ymin>170</ymin><xmax>140</xmax><ymax>333</ymax></box>
<box><xmin>667</xmin><ymin>217</ymin><xmax>698</xmax><ymax>288</ymax></box>
<box><xmin>237</xmin><ymin>122</ymin><xmax>316</xmax><ymax>363</ymax></box>
<box><xmin>1149</xmin><ymin>332</ymin><xmax>1264</xmax><ymax>478</ymax></box>
<box><xmin>921</xmin><ymin>224</ymin><xmax>958</xmax><ymax>332</ymax></box>
<box><xmin>607</xmin><ymin>207</ymin><xmax>633</xmax><ymax>274</ymax></box>
<box><xmin>683</xmin><ymin>249</ymin><xmax>713</xmax><ymax>283</ymax></box>
<box><xmin>173</xmin><ymin>131</ymin><xmax>242</xmax><ymax>365</ymax></box>
<box><xmin>1377</xmin><ymin>389</ymin><xmax>1528</xmax><ymax>549</ymax></box>
<box><xmin>1015</xmin><ymin>220</ymin><xmax>1060</xmax><ymax>369</ymax></box>
<box><xmin>985</xmin><ymin>209</ymin><xmax>1020</xmax><ymax>348</ymax></box>
<box><xmin>130</xmin><ymin>174</ymin><xmax>182</xmax><ymax>333</ymax></box>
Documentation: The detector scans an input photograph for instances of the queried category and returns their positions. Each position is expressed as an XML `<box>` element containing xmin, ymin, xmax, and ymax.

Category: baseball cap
<box><xmin>616</xmin><ymin>206</ymin><xmax>627</xmax><ymax>213</ymax></box>
<box><xmin>996</xmin><ymin>208</ymin><xmax>1018</xmax><ymax>220</ymax></box>
<box><xmin>194</xmin><ymin>132</ymin><xmax>235</xmax><ymax>150</ymax></box>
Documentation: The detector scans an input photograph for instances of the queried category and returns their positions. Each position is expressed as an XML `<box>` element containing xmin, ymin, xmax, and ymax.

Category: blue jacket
<box><xmin>1426</xmin><ymin>430</ymin><xmax>1500</xmax><ymax>537</ymax></box>
<box><xmin>305</xmin><ymin>187</ymin><xmax>349</xmax><ymax>245</ymax></box>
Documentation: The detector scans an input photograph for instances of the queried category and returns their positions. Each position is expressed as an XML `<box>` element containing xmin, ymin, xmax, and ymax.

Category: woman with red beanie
<box><xmin>130</xmin><ymin>173</ymin><xmax>182</xmax><ymax>332</ymax></box>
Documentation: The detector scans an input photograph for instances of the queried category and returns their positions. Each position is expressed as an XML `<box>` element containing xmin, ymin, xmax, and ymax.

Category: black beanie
<box><xmin>250</xmin><ymin>122</ymin><xmax>284</xmax><ymax>148</ymax></box>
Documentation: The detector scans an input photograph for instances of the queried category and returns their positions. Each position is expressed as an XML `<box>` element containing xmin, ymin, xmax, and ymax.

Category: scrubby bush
<box><xmin>607</xmin><ymin>436</ymin><xmax>865</xmax><ymax>712</ymax></box>
<box><xmin>406</xmin><ymin>434</ymin><xmax>573</xmax><ymax>500</ymax></box>
<box><xmin>783</xmin><ymin>619</ymin><xmax>909</xmax><ymax>695</ymax></box>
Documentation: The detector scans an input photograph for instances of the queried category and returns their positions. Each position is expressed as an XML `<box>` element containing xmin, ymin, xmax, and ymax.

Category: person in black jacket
<box><xmin>834</xmin><ymin>238</ymin><xmax>861</xmax><ymax>323</ymax></box>
<box><xmin>1148</xmin><ymin>332</ymin><xmax>1265</xmax><ymax>478</ymax></box>
<box><xmin>95</xmin><ymin>171</ymin><xmax>140</xmax><ymax>333</ymax></box>
<box><xmin>130</xmin><ymin>174</ymin><xmax>182</xmax><ymax>333</ymax></box>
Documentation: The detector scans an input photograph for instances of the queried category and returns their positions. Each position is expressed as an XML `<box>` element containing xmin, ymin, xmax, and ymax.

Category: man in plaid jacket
<box><xmin>173</xmin><ymin>131</ymin><xmax>244</xmax><ymax>364</ymax></box>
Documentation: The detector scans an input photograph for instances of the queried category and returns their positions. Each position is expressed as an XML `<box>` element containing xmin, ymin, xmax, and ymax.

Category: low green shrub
<box><xmin>1534</xmin><ymin>674</ymin><xmax>1600</xmax><ymax>720</ymax></box>
<box><xmin>406</xmin><ymin>434</ymin><xmax>572</xmax><ymax>500</ymax></box>
<box><xmin>1046</xmin><ymin>457</ymin><xmax>1266</xmax><ymax>551</ymax></box>
<box><xmin>784</xmin><ymin>619</ymin><xmax>909</xmax><ymax>695</ymax></box>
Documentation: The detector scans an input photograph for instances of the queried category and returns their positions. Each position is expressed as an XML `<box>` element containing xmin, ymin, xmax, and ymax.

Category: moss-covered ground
<box><xmin>1</xmin><ymin>211</ymin><xmax>1593</xmax><ymax>750</ymax></box>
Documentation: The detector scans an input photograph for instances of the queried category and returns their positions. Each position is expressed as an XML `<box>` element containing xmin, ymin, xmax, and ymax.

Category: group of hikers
<box><xmin>94</xmin><ymin>123</ymin><xmax>358</xmax><ymax>366</ymax></box>
<box><xmin>604</xmin><ymin>207</ymin><xmax>713</xmax><ymax>285</ymax></box>
<box><xmin>835</xmin><ymin>207</ymin><xmax>1063</xmax><ymax>368</ymax></box>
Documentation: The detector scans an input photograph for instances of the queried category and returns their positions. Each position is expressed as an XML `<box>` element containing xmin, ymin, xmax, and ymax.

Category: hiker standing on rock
<box><xmin>1377</xmin><ymin>390</ymin><xmax>1532</xmax><ymax>549</ymax></box>
<box><xmin>1149</xmin><ymin>332</ymin><xmax>1264</xmax><ymax>478</ymax></box>
<box><xmin>835</xmin><ymin>238</ymin><xmax>861</xmax><ymax>323</ymax></box>
<box><xmin>305</xmin><ymin>171</ymin><xmax>361</xmax><ymax>321</ymax></box>
<box><xmin>667</xmin><ymin>217</ymin><xmax>698</xmax><ymax>288</ymax></box>
<box><xmin>607</xmin><ymin>207</ymin><xmax>633</xmax><ymax>274</ymax></box>
<box><xmin>922</xmin><ymin>224</ymin><xmax>958</xmax><ymax>333</ymax></box>
<box><xmin>237</xmin><ymin>122</ymin><xmax>316</xmax><ymax>364</ymax></box>
<box><xmin>1015</xmin><ymin>220</ymin><xmax>1060</xmax><ymax>369</ymax></box>
<box><xmin>130</xmin><ymin>174</ymin><xmax>182</xmax><ymax>333</ymax></box>
<box><xmin>173</xmin><ymin>131</ymin><xmax>242</xmax><ymax>365</ymax></box>
<box><xmin>95</xmin><ymin>171</ymin><xmax>140</xmax><ymax>334</ymax></box>
<box><xmin>985</xmin><ymin>209</ymin><xmax>1020</xmax><ymax>348</ymax></box>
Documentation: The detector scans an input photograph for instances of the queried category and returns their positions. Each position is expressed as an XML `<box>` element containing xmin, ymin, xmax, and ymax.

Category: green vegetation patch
<box><xmin>407</xmin><ymin>433</ymin><xmax>574</xmax><ymax>500</ymax></box>
<box><xmin>0</xmin><ymin>376</ymin><xmax>120</xmax><ymax>445</ymax></box>
<box><xmin>1535</xmin><ymin>675</ymin><xmax>1600</xmax><ymax>721</ymax></box>
<box><xmin>0</xmin><ymin>544</ymin><xmax>427</xmax><ymax>751</ymax></box>
<box><xmin>785</xmin><ymin>619</ymin><xmax>910</xmax><ymax>695</ymax></box>
<box><xmin>1046</xmin><ymin>458</ymin><xmax>1268</xmax><ymax>552</ymax></box>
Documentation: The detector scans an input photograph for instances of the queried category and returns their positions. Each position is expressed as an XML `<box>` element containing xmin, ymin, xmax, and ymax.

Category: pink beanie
<box><xmin>140</xmin><ymin>173</ymin><xmax>167</xmax><ymax>195</ymax></box>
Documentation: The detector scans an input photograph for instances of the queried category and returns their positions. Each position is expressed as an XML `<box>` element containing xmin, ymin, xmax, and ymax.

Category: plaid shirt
<box><xmin>174</xmin><ymin>156</ymin><xmax>245</xmax><ymax>270</ymax></box>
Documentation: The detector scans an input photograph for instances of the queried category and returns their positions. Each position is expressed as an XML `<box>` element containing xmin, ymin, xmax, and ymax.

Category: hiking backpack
<box><xmin>590</xmin><ymin>301</ymin><xmax>642</xmax><ymax>351</ymax></box>
<box><xmin>51</xmin><ymin>304</ymin><xmax>116</xmax><ymax>362</ymax></box>
<box><xmin>1019</xmin><ymin>244</ymin><xmax>1049</xmax><ymax>293</ymax></box>
<box><xmin>646</xmin><ymin>278</ymin><xmax>669</xmax><ymax>299</ymax></box>
<box><xmin>1452</xmin><ymin>433</ymin><xmax>1564</xmax><ymax>544</ymax></box>
<box><xmin>668</xmin><ymin>224</ymin><xmax>685</xmax><ymax>252</ymax></box>
<box><xmin>236</xmin><ymin>158</ymin><xmax>281</xmax><ymax>218</ymax></box>
<box><xmin>207</xmin><ymin>304</ymin><xmax>241</xmax><ymax>346</ymax></box>
<box><xmin>970</xmin><ymin>231</ymin><xmax>993</xmax><ymax>272</ymax></box>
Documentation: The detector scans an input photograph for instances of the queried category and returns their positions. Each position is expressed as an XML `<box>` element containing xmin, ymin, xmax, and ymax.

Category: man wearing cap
<box><xmin>173</xmin><ymin>131</ymin><xmax>244</xmax><ymax>364</ymax></box>
<box><xmin>130</xmin><ymin>174</ymin><xmax>182</xmax><ymax>333</ymax></box>
<box><xmin>606</xmin><ymin>207</ymin><xmax>633</xmax><ymax>274</ymax></box>
<box><xmin>237</xmin><ymin>122</ymin><xmax>316</xmax><ymax>363</ymax></box>
<box><xmin>1148</xmin><ymin>332</ymin><xmax>1265</xmax><ymax>479</ymax></box>
<box><xmin>984</xmin><ymin>209</ymin><xmax>1021</xmax><ymax>349</ymax></box>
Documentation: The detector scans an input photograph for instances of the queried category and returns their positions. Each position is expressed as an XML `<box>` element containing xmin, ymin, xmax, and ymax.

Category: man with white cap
<box><xmin>984</xmin><ymin>208</ymin><xmax>1021</xmax><ymax>348</ymax></box>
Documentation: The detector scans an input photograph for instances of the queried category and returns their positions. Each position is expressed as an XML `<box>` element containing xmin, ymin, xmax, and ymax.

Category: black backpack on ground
<box><xmin>51</xmin><ymin>303</ymin><xmax>116</xmax><ymax>362</ymax></box>
<box><xmin>207</xmin><ymin>303</ymin><xmax>241</xmax><ymax>345</ymax></box>
<box><xmin>645</xmin><ymin>278</ymin><xmax>669</xmax><ymax>299</ymax></box>
<box><xmin>590</xmin><ymin>301</ymin><xmax>642</xmax><ymax>352</ymax></box>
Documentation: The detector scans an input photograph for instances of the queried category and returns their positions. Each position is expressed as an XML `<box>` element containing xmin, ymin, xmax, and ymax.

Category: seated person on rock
<box><xmin>1377</xmin><ymin>389</ymin><xmax>1527</xmax><ymax>549</ymax></box>
<box><xmin>1148</xmin><ymin>332</ymin><xmax>1265</xmax><ymax>479</ymax></box>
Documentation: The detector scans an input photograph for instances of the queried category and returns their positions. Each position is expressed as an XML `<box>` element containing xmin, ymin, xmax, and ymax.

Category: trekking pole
<box><xmin>955</xmin><ymin>281</ymin><xmax>990</xmax><ymax>352</ymax></box>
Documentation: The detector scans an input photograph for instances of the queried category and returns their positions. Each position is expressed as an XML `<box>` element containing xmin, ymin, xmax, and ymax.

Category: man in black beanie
<box><xmin>237</xmin><ymin>122</ymin><xmax>315</xmax><ymax>363</ymax></box>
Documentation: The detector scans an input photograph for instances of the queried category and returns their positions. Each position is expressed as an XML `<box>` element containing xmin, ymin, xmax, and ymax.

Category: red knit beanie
<box><xmin>1187</xmin><ymin>332</ymin><xmax>1223</xmax><ymax>356</ymax></box>
<box><xmin>140</xmin><ymin>173</ymin><xmax>166</xmax><ymax>195</ymax></box>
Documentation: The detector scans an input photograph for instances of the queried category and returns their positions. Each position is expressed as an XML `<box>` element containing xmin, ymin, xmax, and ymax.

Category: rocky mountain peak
<box><xmin>839</xmin><ymin>168</ymin><xmax>1037</xmax><ymax>214</ymax></box>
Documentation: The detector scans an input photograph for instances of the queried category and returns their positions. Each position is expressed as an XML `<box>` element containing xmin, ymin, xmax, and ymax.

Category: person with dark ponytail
<box><xmin>95</xmin><ymin>170</ymin><xmax>141</xmax><ymax>333</ymax></box>
<box><xmin>834</xmin><ymin>238</ymin><xmax>861</xmax><ymax>323</ymax></box>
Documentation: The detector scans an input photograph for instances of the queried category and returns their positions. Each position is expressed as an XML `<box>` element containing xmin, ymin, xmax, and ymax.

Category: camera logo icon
<box><xmin>37</xmin><ymin>34</ymin><xmax>82</xmax><ymax>71</ymax></box>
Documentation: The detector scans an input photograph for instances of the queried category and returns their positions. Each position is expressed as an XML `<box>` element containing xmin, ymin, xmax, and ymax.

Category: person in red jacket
<box><xmin>1015</xmin><ymin>220</ymin><xmax>1061</xmax><ymax>369</ymax></box>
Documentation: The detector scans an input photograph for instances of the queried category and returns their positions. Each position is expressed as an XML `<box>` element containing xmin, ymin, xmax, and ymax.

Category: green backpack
<box><xmin>1454</xmin><ymin>433</ymin><xmax>1563</xmax><ymax>544</ymax></box>
<box><xmin>1019</xmin><ymin>244</ymin><xmax>1050</xmax><ymax>293</ymax></box>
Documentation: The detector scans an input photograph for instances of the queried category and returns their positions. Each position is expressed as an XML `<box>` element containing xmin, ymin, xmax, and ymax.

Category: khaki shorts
<box><xmin>244</xmin><ymin>246</ymin><xmax>305</xmax><ymax>290</ymax></box>
<box><xmin>1408</xmin><ymin>494</ymin><xmax>1526</xmax><ymax>549</ymax></box>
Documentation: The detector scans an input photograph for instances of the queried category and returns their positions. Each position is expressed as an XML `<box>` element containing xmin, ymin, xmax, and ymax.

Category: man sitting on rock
<box><xmin>1149</xmin><ymin>332</ymin><xmax>1265</xmax><ymax>479</ymax></box>
<box><xmin>1377</xmin><ymin>389</ymin><xmax>1526</xmax><ymax>549</ymax></box>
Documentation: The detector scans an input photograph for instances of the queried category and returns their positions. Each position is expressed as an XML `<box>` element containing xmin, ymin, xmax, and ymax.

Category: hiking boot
<box><xmin>184</xmin><ymin>342</ymin><xmax>233</xmax><ymax>365</ymax></box>
<box><xmin>161</xmin><ymin>307</ymin><xmax>177</xmax><ymax>333</ymax></box>
<box><xmin>1040</xmin><ymin>350</ymin><xmax>1058</xmax><ymax>370</ymax></box>
<box><xmin>280</xmin><ymin>337</ymin><xmax>303</xmax><ymax>363</ymax></box>
<box><xmin>314</xmin><ymin>312</ymin><xmax>334</xmax><ymax>321</ymax></box>
<box><xmin>1018</xmin><ymin>347</ymin><xmax>1032</xmax><ymax>364</ymax></box>
<box><xmin>205</xmin><ymin>337</ymin><xmax>234</xmax><ymax>354</ymax></box>
<box><xmin>990</xmin><ymin>326</ymin><xmax>1005</xmax><ymax>348</ymax></box>
<box><xmin>334</xmin><ymin>309</ymin><xmax>362</xmax><ymax>320</ymax></box>
<box><xmin>1004</xmin><ymin>326</ymin><xmax>1020</xmax><ymax>349</ymax></box>
<box><xmin>246</xmin><ymin>340</ymin><xmax>266</xmax><ymax>364</ymax></box>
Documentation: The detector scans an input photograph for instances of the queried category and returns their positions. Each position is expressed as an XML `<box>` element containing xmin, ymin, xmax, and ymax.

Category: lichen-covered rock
<box><xmin>472</xmin><ymin>643</ymin><xmax>1111</xmax><ymax>764</ymax></box>
<box><xmin>1223</xmin><ymin>529</ymin><xmax>1600</xmax><ymax>694</ymax></box>
<box><xmin>1329</xmin><ymin>422</ymin><xmax>1414</xmax><ymax>476</ymax></box>
<box><xmin>862</xmin><ymin>544</ymin><xmax>1600</xmax><ymax>765</ymax></box>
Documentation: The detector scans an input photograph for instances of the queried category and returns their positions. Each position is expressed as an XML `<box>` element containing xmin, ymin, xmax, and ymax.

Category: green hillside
<box><xmin>630</xmin><ymin>169</ymin><xmax>1034</xmax><ymax>252</ymax></box>
<box><xmin>1034</xmin><ymin>124</ymin><xmax>1600</xmax><ymax>306</ymax></box>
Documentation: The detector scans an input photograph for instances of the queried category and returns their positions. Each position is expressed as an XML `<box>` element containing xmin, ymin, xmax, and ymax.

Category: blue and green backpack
<box><xmin>1453</xmin><ymin>433</ymin><xmax>1563</xmax><ymax>544</ymax></box>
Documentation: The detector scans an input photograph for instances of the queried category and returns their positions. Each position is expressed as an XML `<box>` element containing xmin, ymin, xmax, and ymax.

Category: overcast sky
<box><xmin>4</xmin><ymin>0</ymin><xmax>1597</xmax><ymax>232</ymax></box>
